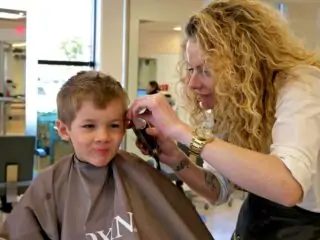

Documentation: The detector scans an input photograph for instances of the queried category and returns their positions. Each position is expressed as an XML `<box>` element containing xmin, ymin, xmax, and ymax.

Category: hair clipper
<box><xmin>128</xmin><ymin>118</ymin><xmax>161</xmax><ymax>171</ymax></box>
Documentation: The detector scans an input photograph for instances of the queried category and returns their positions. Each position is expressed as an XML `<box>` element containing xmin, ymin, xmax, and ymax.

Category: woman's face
<box><xmin>185</xmin><ymin>40</ymin><xmax>215</xmax><ymax>109</ymax></box>
<box><xmin>146</xmin><ymin>84</ymin><xmax>154</xmax><ymax>94</ymax></box>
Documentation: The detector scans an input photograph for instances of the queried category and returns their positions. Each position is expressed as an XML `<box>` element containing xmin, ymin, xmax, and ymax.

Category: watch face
<box><xmin>195</xmin><ymin>128</ymin><xmax>213</xmax><ymax>140</ymax></box>
<box><xmin>197</xmin><ymin>135</ymin><xmax>207</xmax><ymax>141</ymax></box>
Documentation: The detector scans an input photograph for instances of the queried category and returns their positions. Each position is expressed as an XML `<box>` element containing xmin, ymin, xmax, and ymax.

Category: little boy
<box><xmin>55</xmin><ymin>71</ymin><xmax>127</xmax><ymax>168</ymax></box>
<box><xmin>0</xmin><ymin>71</ymin><xmax>213</xmax><ymax>240</ymax></box>
<box><xmin>0</xmin><ymin>71</ymin><xmax>129</xmax><ymax>239</ymax></box>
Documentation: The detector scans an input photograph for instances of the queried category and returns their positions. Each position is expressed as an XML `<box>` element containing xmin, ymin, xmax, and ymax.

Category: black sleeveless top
<box><xmin>233</xmin><ymin>193</ymin><xmax>320</xmax><ymax>239</ymax></box>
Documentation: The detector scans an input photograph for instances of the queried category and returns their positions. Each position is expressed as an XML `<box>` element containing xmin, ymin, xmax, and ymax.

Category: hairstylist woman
<box><xmin>128</xmin><ymin>0</ymin><xmax>320</xmax><ymax>239</ymax></box>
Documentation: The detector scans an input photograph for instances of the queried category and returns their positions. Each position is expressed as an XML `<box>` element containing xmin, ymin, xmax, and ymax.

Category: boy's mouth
<box><xmin>93</xmin><ymin>148</ymin><xmax>109</xmax><ymax>155</ymax></box>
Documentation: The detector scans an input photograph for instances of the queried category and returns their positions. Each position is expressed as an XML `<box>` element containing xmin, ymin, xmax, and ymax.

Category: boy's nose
<box><xmin>95</xmin><ymin>129</ymin><xmax>111</xmax><ymax>142</ymax></box>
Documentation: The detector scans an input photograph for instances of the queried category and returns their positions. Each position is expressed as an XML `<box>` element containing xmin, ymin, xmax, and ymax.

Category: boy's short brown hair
<box><xmin>57</xmin><ymin>71</ymin><xmax>128</xmax><ymax>126</ymax></box>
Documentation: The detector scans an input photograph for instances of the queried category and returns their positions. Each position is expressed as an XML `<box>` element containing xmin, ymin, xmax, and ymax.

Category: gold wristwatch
<box><xmin>189</xmin><ymin>127</ymin><xmax>214</xmax><ymax>162</ymax></box>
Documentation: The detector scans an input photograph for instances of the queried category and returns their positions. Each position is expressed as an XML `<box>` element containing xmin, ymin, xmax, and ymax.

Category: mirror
<box><xmin>138</xmin><ymin>20</ymin><xmax>182</xmax><ymax>100</ymax></box>
<box><xmin>137</xmin><ymin>58</ymin><xmax>157</xmax><ymax>96</ymax></box>
<box><xmin>0</xmin><ymin>9</ymin><xmax>26</xmax><ymax>135</ymax></box>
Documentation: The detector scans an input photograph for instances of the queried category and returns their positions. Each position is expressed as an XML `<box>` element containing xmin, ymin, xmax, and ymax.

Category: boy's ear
<box><xmin>55</xmin><ymin>120</ymin><xmax>70</xmax><ymax>141</ymax></box>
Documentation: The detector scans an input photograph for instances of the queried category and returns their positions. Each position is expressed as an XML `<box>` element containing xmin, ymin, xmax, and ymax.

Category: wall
<box><xmin>154</xmin><ymin>54</ymin><xmax>180</xmax><ymax>93</ymax></box>
<box><xmin>128</xmin><ymin>0</ymin><xmax>203</xmax><ymax>104</ymax></box>
<box><xmin>286</xmin><ymin>2</ymin><xmax>320</xmax><ymax>50</ymax></box>
<box><xmin>137</xmin><ymin>58</ymin><xmax>157</xmax><ymax>89</ymax></box>
<box><xmin>264</xmin><ymin>1</ymin><xmax>320</xmax><ymax>50</ymax></box>
<box><xmin>139</xmin><ymin>30</ymin><xmax>181</xmax><ymax>58</ymax></box>
<box><xmin>138</xmin><ymin>28</ymin><xmax>182</xmax><ymax>91</ymax></box>
<box><xmin>97</xmin><ymin>0</ymin><xmax>124</xmax><ymax>84</ymax></box>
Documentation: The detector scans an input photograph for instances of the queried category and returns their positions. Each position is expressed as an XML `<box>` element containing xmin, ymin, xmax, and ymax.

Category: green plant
<box><xmin>60</xmin><ymin>38</ymin><xmax>83</xmax><ymax>60</ymax></box>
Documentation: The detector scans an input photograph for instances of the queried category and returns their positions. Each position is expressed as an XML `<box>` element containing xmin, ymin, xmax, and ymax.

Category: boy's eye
<box><xmin>187</xmin><ymin>68</ymin><xmax>194</xmax><ymax>73</ymax></box>
<box><xmin>111</xmin><ymin>123</ymin><xmax>120</xmax><ymax>128</ymax></box>
<box><xmin>82</xmin><ymin>124</ymin><xmax>95</xmax><ymax>129</ymax></box>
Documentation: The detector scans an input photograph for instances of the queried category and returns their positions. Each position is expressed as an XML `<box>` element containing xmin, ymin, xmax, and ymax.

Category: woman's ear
<box><xmin>55</xmin><ymin>120</ymin><xmax>70</xmax><ymax>141</ymax></box>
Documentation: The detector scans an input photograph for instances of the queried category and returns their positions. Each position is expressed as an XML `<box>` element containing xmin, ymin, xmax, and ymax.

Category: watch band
<box><xmin>189</xmin><ymin>134</ymin><xmax>214</xmax><ymax>161</ymax></box>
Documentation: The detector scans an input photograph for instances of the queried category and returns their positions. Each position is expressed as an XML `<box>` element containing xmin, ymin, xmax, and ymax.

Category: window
<box><xmin>34</xmin><ymin>0</ymin><xmax>97</xmax><ymax>115</ymax></box>
<box><xmin>36</xmin><ymin>65</ymin><xmax>92</xmax><ymax>113</ymax></box>
<box><xmin>25</xmin><ymin>0</ymin><xmax>98</xmax><ymax>160</ymax></box>
<box><xmin>31</xmin><ymin>0</ymin><xmax>97</xmax><ymax>114</ymax></box>
<box><xmin>34</xmin><ymin>0</ymin><xmax>96</xmax><ymax>62</ymax></box>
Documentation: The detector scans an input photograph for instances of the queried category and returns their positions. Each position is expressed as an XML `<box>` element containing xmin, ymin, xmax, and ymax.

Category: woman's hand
<box><xmin>128</xmin><ymin>93</ymin><xmax>191</xmax><ymax>142</ymax></box>
<box><xmin>135</xmin><ymin>127</ymin><xmax>186</xmax><ymax>168</ymax></box>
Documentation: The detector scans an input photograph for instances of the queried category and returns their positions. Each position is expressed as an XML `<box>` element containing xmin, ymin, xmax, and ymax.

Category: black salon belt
<box><xmin>233</xmin><ymin>193</ymin><xmax>320</xmax><ymax>240</ymax></box>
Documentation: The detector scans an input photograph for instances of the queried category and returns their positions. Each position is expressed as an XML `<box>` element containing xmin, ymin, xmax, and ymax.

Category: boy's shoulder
<box><xmin>36</xmin><ymin>154</ymin><xmax>73</xmax><ymax>176</ymax></box>
<box><xmin>116</xmin><ymin>150</ymin><xmax>155</xmax><ymax>170</ymax></box>
<box><xmin>30</xmin><ymin>154</ymin><xmax>74</xmax><ymax>192</ymax></box>
<box><xmin>117</xmin><ymin>150</ymin><xmax>144</xmax><ymax>163</ymax></box>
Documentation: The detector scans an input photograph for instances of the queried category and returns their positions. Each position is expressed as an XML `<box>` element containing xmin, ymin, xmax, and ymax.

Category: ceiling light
<box><xmin>0</xmin><ymin>11</ymin><xmax>25</xmax><ymax>20</ymax></box>
<box><xmin>173</xmin><ymin>26</ymin><xmax>182</xmax><ymax>31</ymax></box>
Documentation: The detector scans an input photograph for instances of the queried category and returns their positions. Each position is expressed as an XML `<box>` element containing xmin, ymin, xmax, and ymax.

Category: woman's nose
<box><xmin>188</xmin><ymin>73</ymin><xmax>201</xmax><ymax>90</ymax></box>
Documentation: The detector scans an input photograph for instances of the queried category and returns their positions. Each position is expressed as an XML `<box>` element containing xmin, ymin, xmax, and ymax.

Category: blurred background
<box><xmin>0</xmin><ymin>0</ymin><xmax>319</xmax><ymax>238</ymax></box>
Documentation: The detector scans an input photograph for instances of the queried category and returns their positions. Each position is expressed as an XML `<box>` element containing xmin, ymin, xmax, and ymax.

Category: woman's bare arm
<box><xmin>173</xmin><ymin>156</ymin><xmax>231</xmax><ymax>204</ymax></box>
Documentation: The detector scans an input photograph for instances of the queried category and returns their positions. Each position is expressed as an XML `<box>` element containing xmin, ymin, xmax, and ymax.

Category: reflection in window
<box><xmin>37</xmin><ymin>65</ymin><xmax>91</xmax><ymax>113</ymax></box>
<box><xmin>36</xmin><ymin>65</ymin><xmax>91</xmax><ymax>163</ymax></box>
<box><xmin>34</xmin><ymin>0</ymin><xmax>95</xmax><ymax>62</ymax></box>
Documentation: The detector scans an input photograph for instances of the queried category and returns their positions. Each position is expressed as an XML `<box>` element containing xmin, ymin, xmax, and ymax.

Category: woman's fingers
<box><xmin>128</xmin><ymin>93</ymin><xmax>182</xmax><ymax>139</ymax></box>
<box><xmin>128</xmin><ymin>93</ymin><xmax>166</xmax><ymax>119</ymax></box>
<box><xmin>135</xmin><ymin>140</ymin><xmax>149</xmax><ymax>155</ymax></box>
<box><xmin>146</xmin><ymin>127</ymin><xmax>168</xmax><ymax>145</ymax></box>
<box><xmin>128</xmin><ymin>96</ymin><xmax>154</xmax><ymax>118</ymax></box>
<box><xmin>146</xmin><ymin>127</ymin><xmax>159</xmax><ymax>137</ymax></box>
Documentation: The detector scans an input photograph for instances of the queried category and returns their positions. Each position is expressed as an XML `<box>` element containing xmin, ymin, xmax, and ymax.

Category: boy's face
<box><xmin>56</xmin><ymin>99</ymin><xmax>126</xmax><ymax>167</ymax></box>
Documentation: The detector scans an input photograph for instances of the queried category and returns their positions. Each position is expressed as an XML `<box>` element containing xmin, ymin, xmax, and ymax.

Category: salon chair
<box><xmin>0</xmin><ymin>136</ymin><xmax>47</xmax><ymax>213</ymax></box>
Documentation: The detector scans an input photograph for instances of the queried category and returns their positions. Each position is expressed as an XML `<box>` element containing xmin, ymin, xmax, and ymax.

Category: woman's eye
<box><xmin>187</xmin><ymin>68</ymin><xmax>194</xmax><ymax>74</ymax></box>
<box><xmin>203</xmin><ymin>70</ymin><xmax>211</xmax><ymax>77</ymax></box>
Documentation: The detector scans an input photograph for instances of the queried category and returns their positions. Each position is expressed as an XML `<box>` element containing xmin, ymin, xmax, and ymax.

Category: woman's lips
<box><xmin>198</xmin><ymin>93</ymin><xmax>211</xmax><ymax>97</ymax></box>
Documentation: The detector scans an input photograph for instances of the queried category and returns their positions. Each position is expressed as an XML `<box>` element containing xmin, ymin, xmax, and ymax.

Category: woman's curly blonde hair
<box><xmin>179</xmin><ymin>0</ymin><xmax>320</xmax><ymax>153</ymax></box>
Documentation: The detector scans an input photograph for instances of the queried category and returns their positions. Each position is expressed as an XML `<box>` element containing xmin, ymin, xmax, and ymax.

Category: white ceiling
<box><xmin>0</xmin><ymin>0</ymin><xmax>27</xmax><ymax>11</ymax></box>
